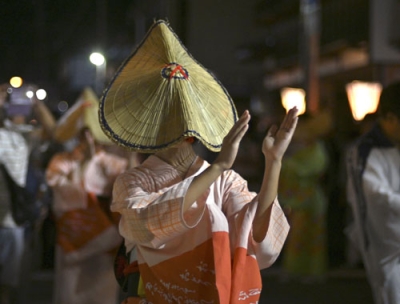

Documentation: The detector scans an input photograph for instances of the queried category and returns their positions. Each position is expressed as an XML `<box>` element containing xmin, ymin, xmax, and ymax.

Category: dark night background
<box><xmin>1</xmin><ymin>1</ymin><xmax>194</xmax><ymax>111</ymax></box>
<box><xmin>2</xmin><ymin>1</ymin><xmax>400</xmax><ymax>303</ymax></box>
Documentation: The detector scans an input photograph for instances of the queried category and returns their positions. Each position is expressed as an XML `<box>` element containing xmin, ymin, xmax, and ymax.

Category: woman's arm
<box><xmin>184</xmin><ymin>108</ymin><xmax>298</xmax><ymax>243</ymax></box>
<box><xmin>252</xmin><ymin>107</ymin><xmax>298</xmax><ymax>242</ymax></box>
<box><xmin>183</xmin><ymin>110</ymin><xmax>251</xmax><ymax>211</ymax></box>
<box><xmin>32</xmin><ymin>97</ymin><xmax>56</xmax><ymax>140</ymax></box>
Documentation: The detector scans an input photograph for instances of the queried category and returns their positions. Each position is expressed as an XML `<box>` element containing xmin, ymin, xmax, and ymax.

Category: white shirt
<box><xmin>0</xmin><ymin>127</ymin><xmax>29</xmax><ymax>227</ymax></box>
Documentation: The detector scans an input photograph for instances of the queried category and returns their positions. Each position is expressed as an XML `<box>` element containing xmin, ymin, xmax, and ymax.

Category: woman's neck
<box><xmin>155</xmin><ymin>143</ymin><xmax>197</xmax><ymax>177</ymax></box>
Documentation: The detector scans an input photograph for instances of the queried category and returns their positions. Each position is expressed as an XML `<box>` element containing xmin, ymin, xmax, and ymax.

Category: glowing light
<box><xmin>10</xmin><ymin>77</ymin><xmax>23</xmax><ymax>88</ymax></box>
<box><xmin>26</xmin><ymin>90</ymin><xmax>34</xmax><ymax>99</ymax></box>
<box><xmin>280</xmin><ymin>87</ymin><xmax>306</xmax><ymax>115</ymax></box>
<box><xmin>346</xmin><ymin>81</ymin><xmax>382</xmax><ymax>121</ymax></box>
<box><xmin>89</xmin><ymin>52</ymin><xmax>105</xmax><ymax>66</ymax></box>
<box><xmin>36</xmin><ymin>89</ymin><xmax>47</xmax><ymax>100</ymax></box>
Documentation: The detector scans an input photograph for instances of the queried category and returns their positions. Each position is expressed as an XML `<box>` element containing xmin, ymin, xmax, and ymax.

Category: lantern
<box><xmin>280</xmin><ymin>87</ymin><xmax>306</xmax><ymax>115</ymax></box>
<box><xmin>346</xmin><ymin>81</ymin><xmax>382</xmax><ymax>121</ymax></box>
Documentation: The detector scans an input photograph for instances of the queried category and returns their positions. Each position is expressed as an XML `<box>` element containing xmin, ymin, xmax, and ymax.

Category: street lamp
<box><xmin>89</xmin><ymin>52</ymin><xmax>106</xmax><ymax>95</ymax></box>
<box><xmin>280</xmin><ymin>87</ymin><xmax>306</xmax><ymax>115</ymax></box>
<box><xmin>10</xmin><ymin>77</ymin><xmax>23</xmax><ymax>88</ymax></box>
<box><xmin>89</xmin><ymin>52</ymin><xmax>105</xmax><ymax>66</ymax></box>
<box><xmin>346</xmin><ymin>81</ymin><xmax>382</xmax><ymax>121</ymax></box>
<box><xmin>26</xmin><ymin>90</ymin><xmax>35</xmax><ymax>99</ymax></box>
<box><xmin>36</xmin><ymin>89</ymin><xmax>47</xmax><ymax>100</ymax></box>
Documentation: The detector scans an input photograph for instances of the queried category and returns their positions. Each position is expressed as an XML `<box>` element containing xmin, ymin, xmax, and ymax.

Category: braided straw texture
<box><xmin>99</xmin><ymin>20</ymin><xmax>237</xmax><ymax>152</ymax></box>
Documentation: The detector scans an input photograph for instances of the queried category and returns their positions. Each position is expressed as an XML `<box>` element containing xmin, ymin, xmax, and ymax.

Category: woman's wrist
<box><xmin>264</xmin><ymin>155</ymin><xmax>282</xmax><ymax>167</ymax></box>
<box><xmin>209</xmin><ymin>163</ymin><xmax>225</xmax><ymax>175</ymax></box>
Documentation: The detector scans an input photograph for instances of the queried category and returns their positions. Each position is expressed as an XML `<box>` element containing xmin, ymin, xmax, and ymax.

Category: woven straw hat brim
<box><xmin>54</xmin><ymin>87</ymin><xmax>112</xmax><ymax>145</ymax></box>
<box><xmin>99</xmin><ymin>20</ymin><xmax>237</xmax><ymax>153</ymax></box>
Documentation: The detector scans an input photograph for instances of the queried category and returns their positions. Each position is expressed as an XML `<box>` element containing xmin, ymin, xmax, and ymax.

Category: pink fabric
<box><xmin>46</xmin><ymin>148</ymin><xmax>128</xmax><ymax>304</ymax></box>
<box><xmin>112</xmin><ymin>155</ymin><xmax>290</xmax><ymax>303</ymax></box>
<box><xmin>84</xmin><ymin>150</ymin><xmax>129</xmax><ymax>195</ymax></box>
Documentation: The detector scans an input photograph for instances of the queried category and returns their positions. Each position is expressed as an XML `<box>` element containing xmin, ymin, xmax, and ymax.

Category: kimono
<box><xmin>279</xmin><ymin>141</ymin><xmax>329</xmax><ymax>277</ymax></box>
<box><xmin>346</xmin><ymin>124</ymin><xmax>400</xmax><ymax>304</ymax></box>
<box><xmin>46</xmin><ymin>148</ymin><xmax>128</xmax><ymax>304</ymax></box>
<box><xmin>112</xmin><ymin>155</ymin><xmax>290</xmax><ymax>304</ymax></box>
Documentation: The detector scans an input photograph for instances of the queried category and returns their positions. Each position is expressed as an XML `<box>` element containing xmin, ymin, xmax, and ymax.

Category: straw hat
<box><xmin>99</xmin><ymin>20</ymin><xmax>238</xmax><ymax>153</ymax></box>
<box><xmin>54</xmin><ymin>87</ymin><xmax>112</xmax><ymax>145</ymax></box>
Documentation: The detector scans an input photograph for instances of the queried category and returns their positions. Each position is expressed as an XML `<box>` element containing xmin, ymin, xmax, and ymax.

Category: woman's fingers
<box><xmin>267</xmin><ymin>125</ymin><xmax>278</xmax><ymax>137</ymax></box>
<box><xmin>217</xmin><ymin>111</ymin><xmax>250</xmax><ymax>169</ymax></box>
<box><xmin>280</xmin><ymin>107</ymin><xmax>298</xmax><ymax>133</ymax></box>
<box><xmin>227</xmin><ymin>110</ymin><xmax>250</xmax><ymax>142</ymax></box>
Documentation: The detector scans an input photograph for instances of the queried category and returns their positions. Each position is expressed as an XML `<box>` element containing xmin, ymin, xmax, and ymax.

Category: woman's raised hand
<box><xmin>214</xmin><ymin>110</ymin><xmax>251</xmax><ymax>171</ymax></box>
<box><xmin>262</xmin><ymin>107</ymin><xmax>298</xmax><ymax>161</ymax></box>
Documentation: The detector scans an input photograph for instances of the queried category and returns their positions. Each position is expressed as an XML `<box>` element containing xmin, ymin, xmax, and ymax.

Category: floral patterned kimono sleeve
<box><xmin>111</xmin><ymin>171</ymin><xmax>207</xmax><ymax>250</ymax></box>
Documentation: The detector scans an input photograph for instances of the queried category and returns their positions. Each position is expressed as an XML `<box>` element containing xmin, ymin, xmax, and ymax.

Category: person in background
<box><xmin>0</xmin><ymin>89</ymin><xmax>29</xmax><ymax>304</ymax></box>
<box><xmin>346</xmin><ymin>81</ymin><xmax>400</xmax><ymax>304</ymax></box>
<box><xmin>46</xmin><ymin>88</ymin><xmax>129</xmax><ymax>304</ymax></box>
<box><xmin>0</xmin><ymin>84</ymin><xmax>56</xmax><ymax>304</ymax></box>
<box><xmin>279</xmin><ymin>110</ymin><xmax>332</xmax><ymax>282</ymax></box>
<box><xmin>99</xmin><ymin>20</ymin><xmax>297</xmax><ymax>304</ymax></box>
<box><xmin>344</xmin><ymin>112</ymin><xmax>378</xmax><ymax>269</ymax></box>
